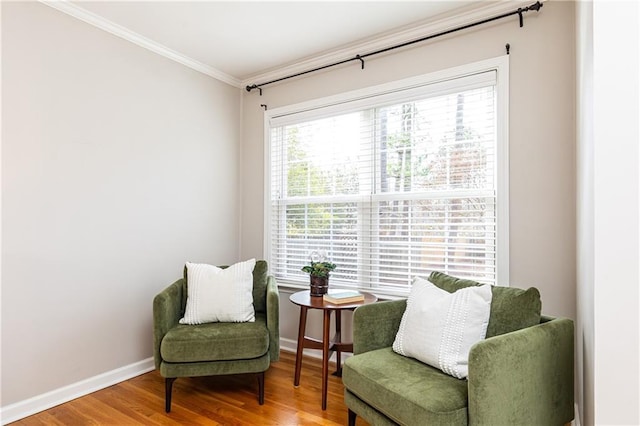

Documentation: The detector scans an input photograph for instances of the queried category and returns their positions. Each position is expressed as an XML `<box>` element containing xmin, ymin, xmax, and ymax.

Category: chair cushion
<box><xmin>161</xmin><ymin>313</ymin><xmax>269</xmax><ymax>363</ymax></box>
<box><xmin>343</xmin><ymin>347</ymin><xmax>468</xmax><ymax>425</ymax></box>
<box><xmin>428</xmin><ymin>271</ymin><xmax>542</xmax><ymax>337</ymax></box>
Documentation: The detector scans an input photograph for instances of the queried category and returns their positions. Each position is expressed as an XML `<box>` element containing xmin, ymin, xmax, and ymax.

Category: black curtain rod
<box><xmin>246</xmin><ymin>1</ymin><xmax>543</xmax><ymax>94</ymax></box>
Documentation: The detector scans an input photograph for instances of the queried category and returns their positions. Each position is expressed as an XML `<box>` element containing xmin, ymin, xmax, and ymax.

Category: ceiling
<box><xmin>69</xmin><ymin>1</ymin><xmax>480</xmax><ymax>83</ymax></box>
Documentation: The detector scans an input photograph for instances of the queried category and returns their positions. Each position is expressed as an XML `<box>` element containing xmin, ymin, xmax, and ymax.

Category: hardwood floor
<box><xmin>12</xmin><ymin>351</ymin><xmax>367</xmax><ymax>425</ymax></box>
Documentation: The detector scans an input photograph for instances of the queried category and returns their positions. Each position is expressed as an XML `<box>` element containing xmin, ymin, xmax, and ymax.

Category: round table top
<box><xmin>289</xmin><ymin>289</ymin><xmax>377</xmax><ymax>310</ymax></box>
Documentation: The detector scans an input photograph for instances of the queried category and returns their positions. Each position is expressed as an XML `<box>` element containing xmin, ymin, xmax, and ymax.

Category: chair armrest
<box><xmin>352</xmin><ymin>299</ymin><xmax>407</xmax><ymax>355</ymax></box>
<box><xmin>266</xmin><ymin>275</ymin><xmax>280</xmax><ymax>362</ymax></box>
<box><xmin>153</xmin><ymin>279</ymin><xmax>184</xmax><ymax>369</ymax></box>
<box><xmin>468</xmin><ymin>317</ymin><xmax>574</xmax><ymax>426</ymax></box>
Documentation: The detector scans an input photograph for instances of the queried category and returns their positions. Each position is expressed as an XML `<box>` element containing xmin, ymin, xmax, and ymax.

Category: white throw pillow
<box><xmin>180</xmin><ymin>258</ymin><xmax>256</xmax><ymax>324</ymax></box>
<box><xmin>392</xmin><ymin>276</ymin><xmax>492</xmax><ymax>379</ymax></box>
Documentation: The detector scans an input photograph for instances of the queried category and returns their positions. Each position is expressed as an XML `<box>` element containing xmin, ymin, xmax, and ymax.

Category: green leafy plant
<box><xmin>301</xmin><ymin>251</ymin><xmax>336</xmax><ymax>278</ymax></box>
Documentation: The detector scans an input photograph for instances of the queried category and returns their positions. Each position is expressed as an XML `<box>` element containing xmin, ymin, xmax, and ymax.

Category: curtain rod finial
<box><xmin>246</xmin><ymin>84</ymin><xmax>263</xmax><ymax>96</ymax></box>
<box><xmin>531</xmin><ymin>1</ymin><xmax>543</xmax><ymax>12</ymax></box>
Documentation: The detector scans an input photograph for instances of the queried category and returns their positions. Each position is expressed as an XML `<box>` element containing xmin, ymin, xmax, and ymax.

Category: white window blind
<box><xmin>266</xmin><ymin>60</ymin><xmax>508</xmax><ymax>295</ymax></box>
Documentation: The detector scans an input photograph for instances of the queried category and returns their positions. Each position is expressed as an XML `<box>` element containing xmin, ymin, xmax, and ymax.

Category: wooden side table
<box><xmin>289</xmin><ymin>290</ymin><xmax>378</xmax><ymax>410</ymax></box>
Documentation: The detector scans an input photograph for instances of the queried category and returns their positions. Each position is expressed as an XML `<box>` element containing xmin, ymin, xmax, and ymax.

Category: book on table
<box><xmin>323</xmin><ymin>290</ymin><xmax>365</xmax><ymax>304</ymax></box>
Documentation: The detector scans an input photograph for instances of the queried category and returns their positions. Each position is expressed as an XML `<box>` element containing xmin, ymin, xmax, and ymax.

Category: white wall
<box><xmin>1</xmin><ymin>1</ymin><xmax>241</xmax><ymax>410</ymax></box>
<box><xmin>576</xmin><ymin>2</ymin><xmax>640</xmax><ymax>425</ymax></box>
<box><xmin>241</xmin><ymin>2</ymin><xmax>577</xmax><ymax>345</ymax></box>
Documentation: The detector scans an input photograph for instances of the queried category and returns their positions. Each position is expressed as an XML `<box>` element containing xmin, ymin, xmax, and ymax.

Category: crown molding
<box><xmin>40</xmin><ymin>0</ymin><xmax>242</xmax><ymax>88</ymax></box>
<box><xmin>241</xmin><ymin>0</ymin><xmax>539</xmax><ymax>88</ymax></box>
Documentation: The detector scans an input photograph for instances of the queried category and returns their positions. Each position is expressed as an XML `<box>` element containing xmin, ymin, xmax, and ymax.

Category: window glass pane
<box><xmin>378</xmin><ymin>87</ymin><xmax>495</xmax><ymax>194</ymax></box>
<box><xmin>283</xmin><ymin>113</ymin><xmax>363</xmax><ymax>197</ymax></box>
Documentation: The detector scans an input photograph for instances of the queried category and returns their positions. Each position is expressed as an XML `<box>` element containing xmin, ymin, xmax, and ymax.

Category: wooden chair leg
<box><xmin>257</xmin><ymin>372</ymin><xmax>265</xmax><ymax>405</ymax></box>
<box><xmin>348</xmin><ymin>408</ymin><xmax>357</xmax><ymax>426</ymax></box>
<box><xmin>165</xmin><ymin>377</ymin><xmax>176</xmax><ymax>413</ymax></box>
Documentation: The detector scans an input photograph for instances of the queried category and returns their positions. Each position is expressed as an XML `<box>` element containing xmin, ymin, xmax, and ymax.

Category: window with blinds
<box><xmin>266</xmin><ymin>59</ymin><xmax>509</xmax><ymax>294</ymax></box>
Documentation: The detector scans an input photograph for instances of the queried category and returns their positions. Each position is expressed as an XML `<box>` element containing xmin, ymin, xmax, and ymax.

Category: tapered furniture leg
<box><xmin>165</xmin><ymin>377</ymin><xmax>176</xmax><ymax>413</ymax></box>
<box><xmin>294</xmin><ymin>306</ymin><xmax>308</xmax><ymax>387</ymax></box>
<box><xmin>348</xmin><ymin>408</ymin><xmax>357</xmax><ymax>426</ymax></box>
<box><xmin>322</xmin><ymin>309</ymin><xmax>331</xmax><ymax>410</ymax></box>
<box><xmin>257</xmin><ymin>372</ymin><xmax>265</xmax><ymax>405</ymax></box>
<box><xmin>335</xmin><ymin>310</ymin><xmax>342</xmax><ymax>375</ymax></box>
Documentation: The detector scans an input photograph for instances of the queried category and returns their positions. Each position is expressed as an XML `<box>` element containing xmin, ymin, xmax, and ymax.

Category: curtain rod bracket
<box><xmin>355</xmin><ymin>55</ymin><xmax>365</xmax><ymax>70</ymax></box>
<box><xmin>260</xmin><ymin>104</ymin><xmax>268</xmax><ymax>111</ymax></box>
<box><xmin>518</xmin><ymin>8</ymin><xmax>524</xmax><ymax>27</ymax></box>
<box><xmin>505</xmin><ymin>43</ymin><xmax>510</xmax><ymax>55</ymax></box>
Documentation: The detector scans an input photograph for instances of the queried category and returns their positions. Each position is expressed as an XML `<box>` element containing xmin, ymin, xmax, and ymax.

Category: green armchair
<box><xmin>153</xmin><ymin>260</ymin><xmax>279</xmax><ymax>412</ymax></box>
<box><xmin>343</xmin><ymin>277</ymin><xmax>574</xmax><ymax>426</ymax></box>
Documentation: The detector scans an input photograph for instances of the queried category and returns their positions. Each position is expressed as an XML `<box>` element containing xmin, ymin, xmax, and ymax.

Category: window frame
<box><xmin>263</xmin><ymin>56</ymin><xmax>509</xmax><ymax>294</ymax></box>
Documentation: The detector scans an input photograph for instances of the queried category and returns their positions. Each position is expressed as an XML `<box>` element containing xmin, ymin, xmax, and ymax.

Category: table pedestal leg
<box><xmin>321</xmin><ymin>309</ymin><xmax>331</xmax><ymax>410</ymax></box>
<box><xmin>293</xmin><ymin>306</ymin><xmax>308</xmax><ymax>387</ymax></box>
<box><xmin>334</xmin><ymin>310</ymin><xmax>342</xmax><ymax>376</ymax></box>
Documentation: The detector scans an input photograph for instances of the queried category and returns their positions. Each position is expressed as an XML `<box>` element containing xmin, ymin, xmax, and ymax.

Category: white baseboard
<box><xmin>279</xmin><ymin>337</ymin><xmax>300</xmax><ymax>355</ymax></box>
<box><xmin>0</xmin><ymin>357</ymin><xmax>154</xmax><ymax>425</ymax></box>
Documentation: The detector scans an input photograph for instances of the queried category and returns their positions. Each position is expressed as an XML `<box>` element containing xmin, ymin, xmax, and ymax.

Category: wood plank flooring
<box><xmin>11</xmin><ymin>351</ymin><xmax>367</xmax><ymax>425</ymax></box>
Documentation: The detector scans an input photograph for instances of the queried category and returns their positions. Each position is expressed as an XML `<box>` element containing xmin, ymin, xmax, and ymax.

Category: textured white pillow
<box><xmin>392</xmin><ymin>276</ymin><xmax>492</xmax><ymax>379</ymax></box>
<box><xmin>180</xmin><ymin>259</ymin><xmax>256</xmax><ymax>324</ymax></box>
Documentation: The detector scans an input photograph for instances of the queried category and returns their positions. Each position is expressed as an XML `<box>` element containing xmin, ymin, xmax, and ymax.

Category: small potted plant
<box><xmin>301</xmin><ymin>251</ymin><xmax>336</xmax><ymax>296</ymax></box>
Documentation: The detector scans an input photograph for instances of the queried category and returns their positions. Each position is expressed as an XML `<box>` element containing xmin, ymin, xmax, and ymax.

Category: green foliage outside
<box><xmin>285</xmin><ymin>126</ymin><xmax>358</xmax><ymax>237</ymax></box>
